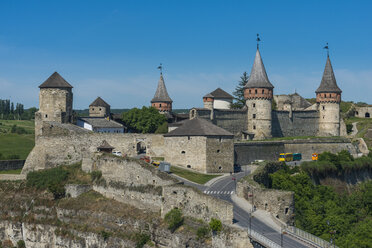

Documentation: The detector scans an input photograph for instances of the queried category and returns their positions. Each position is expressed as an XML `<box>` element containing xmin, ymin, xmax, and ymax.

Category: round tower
<box><xmin>151</xmin><ymin>72</ymin><xmax>173</xmax><ymax>113</ymax></box>
<box><xmin>35</xmin><ymin>72</ymin><xmax>73</xmax><ymax>137</ymax></box>
<box><xmin>316</xmin><ymin>55</ymin><xmax>342</xmax><ymax>136</ymax></box>
<box><xmin>244</xmin><ymin>47</ymin><xmax>274</xmax><ymax>140</ymax></box>
<box><xmin>203</xmin><ymin>93</ymin><xmax>214</xmax><ymax>110</ymax></box>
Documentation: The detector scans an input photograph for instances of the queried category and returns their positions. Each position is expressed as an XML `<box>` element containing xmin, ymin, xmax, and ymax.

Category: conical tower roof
<box><xmin>316</xmin><ymin>56</ymin><xmax>342</xmax><ymax>93</ymax></box>
<box><xmin>90</xmin><ymin>97</ymin><xmax>110</xmax><ymax>108</ymax></box>
<box><xmin>151</xmin><ymin>74</ymin><xmax>173</xmax><ymax>103</ymax></box>
<box><xmin>39</xmin><ymin>72</ymin><xmax>73</xmax><ymax>88</ymax></box>
<box><xmin>245</xmin><ymin>49</ymin><xmax>274</xmax><ymax>89</ymax></box>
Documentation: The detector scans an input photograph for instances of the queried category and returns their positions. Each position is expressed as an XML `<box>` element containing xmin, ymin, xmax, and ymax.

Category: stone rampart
<box><xmin>272</xmin><ymin>110</ymin><xmax>319</xmax><ymax>137</ymax></box>
<box><xmin>23</xmin><ymin>123</ymin><xmax>166</xmax><ymax>173</ymax></box>
<box><xmin>235</xmin><ymin>138</ymin><xmax>358</xmax><ymax>165</ymax></box>
<box><xmin>237</xmin><ymin>180</ymin><xmax>294</xmax><ymax>225</ymax></box>
<box><xmin>162</xmin><ymin>185</ymin><xmax>233</xmax><ymax>225</ymax></box>
<box><xmin>0</xmin><ymin>160</ymin><xmax>25</xmax><ymax>171</ymax></box>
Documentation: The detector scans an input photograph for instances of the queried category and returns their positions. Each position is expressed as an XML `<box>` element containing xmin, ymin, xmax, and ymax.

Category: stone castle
<box><xmin>188</xmin><ymin>46</ymin><xmax>346</xmax><ymax>140</ymax></box>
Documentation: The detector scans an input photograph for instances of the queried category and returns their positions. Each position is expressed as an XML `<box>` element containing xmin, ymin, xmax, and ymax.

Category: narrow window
<box><xmin>253</xmin><ymin>125</ymin><xmax>256</xmax><ymax>130</ymax></box>
<box><xmin>253</xmin><ymin>103</ymin><xmax>256</xmax><ymax>108</ymax></box>
<box><xmin>285</xmin><ymin>208</ymin><xmax>289</xmax><ymax>214</ymax></box>
<box><xmin>45</xmin><ymin>114</ymin><xmax>48</xmax><ymax>118</ymax></box>
<box><xmin>92</xmin><ymin>108</ymin><xmax>94</xmax><ymax>111</ymax></box>
<box><xmin>159</xmin><ymin>103</ymin><xmax>162</xmax><ymax>107</ymax></box>
<box><xmin>188</xmin><ymin>136</ymin><xmax>190</xmax><ymax>140</ymax></box>
<box><xmin>255</xmin><ymin>89</ymin><xmax>258</xmax><ymax>94</ymax></box>
<box><xmin>322</xmin><ymin>106</ymin><xmax>325</xmax><ymax>110</ymax></box>
<box><xmin>219</xmin><ymin>137</ymin><xmax>222</xmax><ymax>142</ymax></box>
<box><xmin>262</xmin><ymin>89</ymin><xmax>265</xmax><ymax>94</ymax></box>
<box><xmin>253</xmin><ymin>114</ymin><xmax>256</xmax><ymax>119</ymax></box>
<box><xmin>249</xmin><ymin>89</ymin><xmax>251</xmax><ymax>94</ymax></box>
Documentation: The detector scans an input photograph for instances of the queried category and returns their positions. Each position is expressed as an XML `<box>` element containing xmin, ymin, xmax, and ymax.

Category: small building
<box><xmin>89</xmin><ymin>97</ymin><xmax>111</xmax><ymax>118</ymax></box>
<box><xmin>164</xmin><ymin>118</ymin><xmax>234</xmax><ymax>173</ymax></box>
<box><xmin>203</xmin><ymin>88</ymin><xmax>234</xmax><ymax>110</ymax></box>
<box><xmin>77</xmin><ymin>117</ymin><xmax>124</xmax><ymax>133</ymax></box>
<box><xmin>97</xmin><ymin>140</ymin><xmax>115</xmax><ymax>153</ymax></box>
<box><xmin>355</xmin><ymin>106</ymin><xmax>372</xmax><ymax>118</ymax></box>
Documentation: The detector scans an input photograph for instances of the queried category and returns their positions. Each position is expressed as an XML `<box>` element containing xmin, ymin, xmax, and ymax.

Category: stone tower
<box><xmin>89</xmin><ymin>97</ymin><xmax>110</xmax><ymax>118</ymax></box>
<box><xmin>316</xmin><ymin>55</ymin><xmax>342</xmax><ymax>136</ymax></box>
<box><xmin>35</xmin><ymin>72</ymin><xmax>73</xmax><ymax>137</ymax></box>
<box><xmin>151</xmin><ymin>73</ymin><xmax>173</xmax><ymax>112</ymax></box>
<box><xmin>244</xmin><ymin>48</ymin><xmax>274</xmax><ymax>140</ymax></box>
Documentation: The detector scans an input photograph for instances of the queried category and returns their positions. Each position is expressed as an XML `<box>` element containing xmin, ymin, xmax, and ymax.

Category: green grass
<box><xmin>0</xmin><ymin>133</ymin><xmax>35</xmax><ymax>160</ymax></box>
<box><xmin>0</xmin><ymin>169</ymin><xmax>22</xmax><ymax>174</ymax></box>
<box><xmin>170</xmin><ymin>166</ymin><xmax>221</xmax><ymax>184</ymax></box>
<box><xmin>0</xmin><ymin>120</ymin><xmax>35</xmax><ymax>160</ymax></box>
<box><xmin>0</xmin><ymin>120</ymin><xmax>34</xmax><ymax>134</ymax></box>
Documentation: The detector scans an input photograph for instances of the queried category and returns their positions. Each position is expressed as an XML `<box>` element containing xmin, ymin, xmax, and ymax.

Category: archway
<box><xmin>366</xmin><ymin>112</ymin><xmax>370</xmax><ymax>118</ymax></box>
<box><xmin>136</xmin><ymin>141</ymin><xmax>146</xmax><ymax>154</ymax></box>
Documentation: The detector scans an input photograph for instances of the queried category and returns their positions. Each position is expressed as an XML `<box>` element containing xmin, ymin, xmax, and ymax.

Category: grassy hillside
<box><xmin>0</xmin><ymin>120</ymin><xmax>35</xmax><ymax>160</ymax></box>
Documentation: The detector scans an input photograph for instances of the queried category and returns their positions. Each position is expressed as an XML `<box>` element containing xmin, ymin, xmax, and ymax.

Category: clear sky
<box><xmin>0</xmin><ymin>0</ymin><xmax>371</xmax><ymax>109</ymax></box>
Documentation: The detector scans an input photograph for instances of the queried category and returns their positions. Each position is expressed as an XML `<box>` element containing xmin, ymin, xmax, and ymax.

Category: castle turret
<box><xmin>35</xmin><ymin>72</ymin><xmax>73</xmax><ymax>137</ymax></box>
<box><xmin>203</xmin><ymin>93</ymin><xmax>214</xmax><ymax>110</ymax></box>
<box><xmin>316</xmin><ymin>55</ymin><xmax>342</xmax><ymax>136</ymax></box>
<box><xmin>244</xmin><ymin>48</ymin><xmax>274</xmax><ymax>139</ymax></box>
<box><xmin>89</xmin><ymin>97</ymin><xmax>110</xmax><ymax>118</ymax></box>
<box><xmin>203</xmin><ymin>88</ymin><xmax>234</xmax><ymax>110</ymax></box>
<box><xmin>151</xmin><ymin>73</ymin><xmax>173</xmax><ymax>112</ymax></box>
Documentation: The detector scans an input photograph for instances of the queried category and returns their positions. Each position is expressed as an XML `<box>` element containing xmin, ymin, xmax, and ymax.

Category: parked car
<box><xmin>112</xmin><ymin>151</ymin><xmax>122</xmax><ymax>157</ymax></box>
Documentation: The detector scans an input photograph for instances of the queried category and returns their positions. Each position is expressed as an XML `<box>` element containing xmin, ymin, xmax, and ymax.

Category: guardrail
<box><xmin>286</xmin><ymin>226</ymin><xmax>338</xmax><ymax>248</ymax></box>
<box><xmin>247</xmin><ymin>227</ymin><xmax>282</xmax><ymax>248</ymax></box>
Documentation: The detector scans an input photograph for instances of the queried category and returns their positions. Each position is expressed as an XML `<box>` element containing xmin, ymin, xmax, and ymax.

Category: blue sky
<box><xmin>0</xmin><ymin>0</ymin><xmax>371</xmax><ymax>109</ymax></box>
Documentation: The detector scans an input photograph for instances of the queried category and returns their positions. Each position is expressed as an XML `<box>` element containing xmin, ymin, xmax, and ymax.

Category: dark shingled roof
<box><xmin>90</xmin><ymin>97</ymin><xmax>110</xmax><ymax>107</ymax></box>
<box><xmin>151</xmin><ymin>74</ymin><xmax>173</xmax><ymax>103</ymax></box>
<box><xmin>205</xmin><ymin>88</ymin><xmax>233</xmax><ymax>99</ymax></box>
<box><xmin>78</xmin><ymin>117</ymin><xmax>124</xmax><ymax>128</ymax></box>
<box><xmin>39</xmin><ymin>72</ymin><xmax>73</xmax><ymax>88</ymax></box>
<box><xmin>245</xmin><ymin>49</ymin><xmax>274</xmax><ymax>89</ymax></box>
<box><xmin>164</xmin><ymin>117</ymin><xmax>233</xmax><ymax>137</ymax></box>
<box><xmin>316</xmin><ymin>56</ymin><xmax>342</xmax><ymax>93</ymax></box>
<box><xmin>97</xmin><ymin>140</ymin><xmax>115</xmax><ymax>149</ymax></box>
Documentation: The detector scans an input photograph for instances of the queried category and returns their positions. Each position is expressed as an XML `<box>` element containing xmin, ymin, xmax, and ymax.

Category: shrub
<box><xmin>17</xmin><ymin>240</ymin><xmax>26</xmax><ymax>248</ymax></box>
<box><xmin>100</xmin><ymin>230</ymin><xmax>111</xmax><ymax>241</ymax></box>
<box><xmin>10</xmin><ymin>124</ymin><xmax>28</xmax><ymax>134</ymax></box>
<box><xmin>164</xmin><ymin>208</ymin><xmax>184</xmax><ymax>232</ymax></box>
<box><xmin>91</xmin><ymin>170</ymin><xmax>102</xmax><ymax>181</ymax></box>
<box><xmin>196</xmin><ymin>226</ymin><xmax>210</xmax><ymax>240</ymax></box>
<box><xmin>26</xmin><ymin>167</ymin><xmax>69</xmax><ymax>199</ymax></box>
<box><xmin>346</xmin><ymin>123</ymin><xmax>353</xmax><ymax>134</ymax></box>
<box><xmin>155</xmin><ymin>122</ymin><xmax>168</xmax><ymax>134</ymax></box>
<box><xmin>134</xmin><ymin>233</ymin><xmax>151</xmax><ymax>248</ymax></box>
<box><xmin>209</xmin><ymin>218</ymin><xmax>222</xmax><ymax>233</ymax></box>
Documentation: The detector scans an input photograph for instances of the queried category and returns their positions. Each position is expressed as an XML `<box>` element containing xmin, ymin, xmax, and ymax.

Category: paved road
<box><xmin>204</xmin><ymin>170</ymin><xmax>310</xmax><ymax>248</ymax></box>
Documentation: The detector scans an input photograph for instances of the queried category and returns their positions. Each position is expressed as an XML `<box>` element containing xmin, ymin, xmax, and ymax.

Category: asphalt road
<box><xmin>204</xmin><ymin>171</ymin><xmax>310</xmax><ymax>248</ymax></box>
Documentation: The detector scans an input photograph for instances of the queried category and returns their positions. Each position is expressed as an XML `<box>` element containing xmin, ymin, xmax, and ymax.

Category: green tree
<box><xmin>209</xmin><ymin>218</ymin><xmax>222</xmax><ymax>233</ymax></box>
<box><xmin>122</xmin><ymin>106</ymin><xmax>167</xmax><ymax>133</ymax></box>
<box><xmin>164</xmin><ymin>208</ymin><xmax>184</xmax><ymax>233</ymax></box>
<box><xmin>231</xmin><ymin>72</ymin><xmax>249</xmax><ymax>109</ymax></box>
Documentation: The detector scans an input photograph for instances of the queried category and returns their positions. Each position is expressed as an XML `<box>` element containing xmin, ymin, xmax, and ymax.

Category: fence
<box><xmin>286</xmin><ymin>226</ymin><xmax>338</xmax><ymax>248</ymax></box>
<box><xmin>247</xmin><ymin>227</ymin><xmax>282</xmax><ymax>248</ymax></box>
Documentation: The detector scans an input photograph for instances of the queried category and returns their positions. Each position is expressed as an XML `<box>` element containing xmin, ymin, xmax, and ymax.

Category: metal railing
<box><xmin>285</xmin><ymin>226</ymin><xmax>339</xmax><ymax>248</ymax></box>
<box><xmin>247</xmin><ymin>227</ymin><xmax>282</xmax><ymax>248</ymax></box>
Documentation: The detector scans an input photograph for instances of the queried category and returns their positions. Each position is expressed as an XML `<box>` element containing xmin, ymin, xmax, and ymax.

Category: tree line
<box><xmin>0</xmin><ymin>99</ymin><xmax>37</xmax><ymax>120</ymax></box>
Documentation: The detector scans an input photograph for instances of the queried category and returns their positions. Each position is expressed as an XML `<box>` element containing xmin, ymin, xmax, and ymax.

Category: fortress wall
<box><xmin>237</xmin><ymin>180</ymin><xmax>294</xmax><ymax>225</ymax></box>
<box><xmin>234</xmin><ymin>142</ymin><xmax>284</xmax><ymax>165</ymax></box>
<box><xmin>212</xmin><ymin>110</ymin><xmax>247</xmax><ymax>136</ymax></box>
<box><xmin>272</xmin><ymin>110</ymin><xmax>319</xmax><ymax>137</ymax></box>
<box><xmin>23</xmin><ymin>128</ymin><xmax>165</xmax><ymax>173</ymax></box>
<box><xmin>162</xmin><ymin>185</ymin><xmax>233</xmax><ymax>225</ymax></box>
<box><xmin>234</xmin><ymin>138</ymin><xmax>358</xmax><ymax>164</ymax></box>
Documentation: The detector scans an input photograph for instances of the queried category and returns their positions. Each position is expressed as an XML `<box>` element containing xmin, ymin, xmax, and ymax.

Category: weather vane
<box><xmin>157</xmin><ymin>63</ymin><xmax>163</xmax><ymax>74</ymax></box>
<box><xmin>256</xmin><ymin>33</ymin><xmax>261</xmax><ymax>49</ymax></box>
<box><xmin>323</xmin><ymin>42</ymin><xmax>329</xmax><ymax>57</ymax></box>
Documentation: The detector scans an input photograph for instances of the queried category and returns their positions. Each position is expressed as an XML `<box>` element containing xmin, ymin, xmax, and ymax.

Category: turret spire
<box><xmin>245</xmin><ymin>43</ymin><xmax>274</xmax><ymax>89</ymax></box>
<box><xmin>316</xmin><ymin>55</ymin><xmax>342</xmax><ymax>93</ymax></box>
